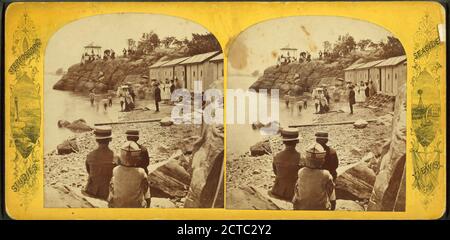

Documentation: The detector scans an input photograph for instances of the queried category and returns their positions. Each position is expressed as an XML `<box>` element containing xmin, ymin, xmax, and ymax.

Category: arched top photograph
<box><xmin>43</xmin><ymin>13</ymin><xmax>224</xmax><ymax>209</ymax></box>
<box><xmin>226</xmin><ymin>15</ymin><xmax>407</xmax><ymax>213</ymax></box>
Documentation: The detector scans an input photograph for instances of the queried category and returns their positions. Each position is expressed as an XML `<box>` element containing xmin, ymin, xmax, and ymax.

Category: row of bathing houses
<box><xmin>344</xmin><ymin>55</ymin><xmax>406</xmax><ymax>96</ymax></box>
<box><xmin>149</xmin><ymin>51</ymin><xmax>224</xmax><ymax>91</ymax></box>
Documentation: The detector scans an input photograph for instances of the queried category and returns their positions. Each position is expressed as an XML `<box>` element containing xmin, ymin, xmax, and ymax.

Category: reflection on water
<box><xmin>44</xmin><ymin>74</ymin><xmax>121</xmax><ymax>153</ymax></box>
<box><xmin>226</xmin><ymin>75</ymin><xmax>315</xmax><ymax>155</ymax></box>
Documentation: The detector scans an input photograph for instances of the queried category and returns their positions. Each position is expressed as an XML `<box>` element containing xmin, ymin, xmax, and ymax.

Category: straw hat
<box><xmin>94</xmin><ymin>126</ymin><xmax>112</xmax><ymax>140</ymax></box>
<box><xmin>280</xmin><ymin>128</ymin><xmax>300</xmax><ymax>142</ymax></box>
<box><xmin>315</xmin><ymin>132</ymin><xmax>330</xmax><ymax>141</ymax></box>
<box><xmin>305</xmin><ymin>143</ymin><xmax>326</xmax><ymax>168</ymax></box>
<box><xmin>119</xmin><ymin>141</ymin><xmax>141</xmax><ymax>167</ymax></box>
<box><xmin>125</xmin><ymin>129</ymin><xmax>139</xmax><ymax>138</ymax></box>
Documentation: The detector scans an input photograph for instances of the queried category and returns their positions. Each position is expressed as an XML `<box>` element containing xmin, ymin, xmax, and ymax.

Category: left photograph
<box><xmin>43</xmin><ymin>13</ymin><xmax>224</xmax><ymax>208</ymax></box>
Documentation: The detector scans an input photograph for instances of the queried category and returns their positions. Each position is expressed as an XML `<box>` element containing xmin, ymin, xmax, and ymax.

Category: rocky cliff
<box><xmin>53</xmin><ymin>57</ymin><xmax>155</xmax><ymax>93</ymax></box>
<box><xmin>250</xmin><ymin>52</ymin><xmax>380</xmax><ymax>95</ymax></box>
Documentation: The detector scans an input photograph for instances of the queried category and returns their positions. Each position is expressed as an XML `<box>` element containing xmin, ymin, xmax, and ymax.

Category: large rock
<box><xmin>59</xmin><ymin>118</ymin><xmax>93</xmax><ymax>132</ymax></box>
<box><xmin>148</xmin><ymin>159</ymin><xmax>191</xmax><ymax>198</ymax></box>
<box><xmin>57</xmin><ymin>138</ymin><xmax>79</xmax><ymax>155</ymax></box>
<box><xmin>335</xmin><ymin>200</ymin><xmax>365</xmax><ymax>211</ymax></box>
<box><xmin>226</xmin><ymin>186</ymin><xmax>281</xmax><ymax>210</ymax></box>
<box><xmin>150</xmin><ymin>198</ymin><xmax>176</xmax><ymax>208</ymax></box>
<box><xmin>160</xmin><ymin>117</ymin><xmax>174</xmax><ymax>126</ymax></box>
<box><xmin>249</xmin><ymin>139</ymin><xmax>272</xmax><ymax>156</ymax></box>
<box><xmin>184</xmin><ymin>124</ymin><xmax>224</xmax><ymax>208</ymax></box>
<box><xmin>57</xmin><ymin>120</ymin><xmax>70</xmax><ymax>128</ymax></box>
<box><xmin>368</xmin><ymin>84</ymin><xmax>407</xmax><ymax>211</ymax></box>
<box><xmin>336</xmin><ymin>161</ymin><xmax>376</xmax><ymax>201</ymax></box>
<box><xmin>353</xmin><ymin>119</ymin><xmax>368</xmax><ymax>129</ymax></box>
<box><xmin>44</xmin><ymin>185</ymin><xmax>107</xmax><ymax>208</ymax></box>
<box><xmin>178</xmin><ymin>136</ymin><xmax>201</xmax><ymax>155</ymax></box>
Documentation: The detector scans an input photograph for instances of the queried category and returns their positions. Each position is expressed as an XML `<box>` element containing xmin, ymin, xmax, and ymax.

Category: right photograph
<box><xmin>226</xmin><ymin>16</ymin><xmax>407</xmax><ymax>211</ymax></box>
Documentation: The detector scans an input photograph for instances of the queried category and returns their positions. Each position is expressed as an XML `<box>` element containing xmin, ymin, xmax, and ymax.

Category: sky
<box><xmin>45</xmin><ymin>13</ymin><xmax>211</xmax><ymax>73</ymax></box>
<box><xmin>228</xmin><ymin>16</ymin><xmax>396</xmax><ymax>75</ymax></box>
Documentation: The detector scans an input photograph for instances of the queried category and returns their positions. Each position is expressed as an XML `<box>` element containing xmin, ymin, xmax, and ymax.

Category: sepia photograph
<box><xmin>43</xmin><ymin>13</ymin><xmax>224</xmax><ymax>208</ymax></box>
<box><xmin>226</xmin><ymin>16</ymin><xmax>407</xmax><ymax>211</ymax></box>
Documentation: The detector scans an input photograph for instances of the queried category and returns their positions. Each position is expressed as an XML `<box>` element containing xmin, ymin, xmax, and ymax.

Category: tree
<box><xmin>323</xmin><ymin>41</ymin><xmax>332</xmax><ymax>53</ymax></box>
<box><xmin>186</xmin><ymin>33</ymin><xmax>221</xmax><ymax>55</ymax></box>
<box><xmin>357</xmin><ymin>39</ymin><xmax>373</xmax><ymax>51</ymax></box>
<box><xmin>332</xmin><ymin>33</ymin><xmax>356</xmax><ymax>57</ymax></box>
<box><xmin>136</xmin><ymin>31</ymin><xmax>160</xmax><ymax>56</ymax></box>
<box><xmin>161</xmin><ymin>36</ymin><xmax>177</xmax><ymax>48</ymax></box>
<box><xmin>380</xmin><ymin>36</ymin><xmax>405</xmax><ymax>58</ymax></box>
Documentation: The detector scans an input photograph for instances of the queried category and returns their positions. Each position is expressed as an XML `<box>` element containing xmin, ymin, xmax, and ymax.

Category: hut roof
<box><xmin>344</xmin><ymin>63</ymin><xmax>364</xmax><ymax>71</ymax></box>
<box><xmin>161</xmin><ymin>56</ymin><xmax>191</xmax><ymax>67</ymax></box>
<box><xmin>180</xmin><ymin>51</ymin><xmax>220</xmax><ymax>65</ymax></box>
<box><xmin>355</xmin><ymin>59</ymin><xmax>385</xmax><ymax>69</ymax></box>
<box><xmin>149</xmin><ymin>60</ymin><xmax>169</xmax><ymax>69</ymax></box>
<box><xmin>210</xmin><ymin>53</ymin><xmax>224</xmax><ymax>62</ymax></box>
<box><xmin>376</xmin><ymin>55</ymin><xmax>407</xmax><ymax>67</ymax></box>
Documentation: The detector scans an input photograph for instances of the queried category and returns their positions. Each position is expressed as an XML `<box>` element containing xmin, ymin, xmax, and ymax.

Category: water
<box><xmin>226</xmin><ymin>75</ymin><xmax>316</xmax><ymax>155</ymax></box>
<box><xmin>44</xmin><ymin>74</ymin><xmax>122</xmax><ymax>153</ymax></box>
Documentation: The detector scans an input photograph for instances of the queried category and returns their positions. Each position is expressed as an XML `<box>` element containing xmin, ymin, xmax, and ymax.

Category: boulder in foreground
<box><xmin>335</xmin><ymin>199</ymin><xmax>364</xmax><ymax>211</ymax></box>
<box><xmin>184</xmin><ymin>124</ymin><xmax>224</xmax><ymax>208</ymax></box>
<box><xmin>148</xmin><ymin>159</ymin><xmax>191</xmax><ymax>198</ymax></box>
<box><xmin>226</xmin><ymin>186</ymin><xmax>281</xmax><ymax>210</ymax></box>
<box><xmin>57</xmin><ymin>138</ymin><xmax>79</xmax><ymax>155</ymax></box>
<box><xmin>250</xmin><ymin>139</ymin><xmax>272</xmax><ymax>156</ymax></box>
<box><xmin>336</xmin><ymin>161</ymin><xmax>376</xmax><ymax>201</ymax></box>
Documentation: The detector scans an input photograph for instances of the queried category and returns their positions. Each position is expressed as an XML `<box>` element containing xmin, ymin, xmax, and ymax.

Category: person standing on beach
<box><xmin>154</xmin><ymin>82</ymin><xmax>161</xmax><ymax>112</ymax></box>
<box><xmin>270</xmin><ymin>128</ymin><xmax>302</xmax><ymax>201</ymax></box>
<box><xmin>124</xmin><ymin>129</ymin><xmax>149</xmax><ymax>174</ymax></box>
<box><xmin>89</xmin><ymin>90</ymin><xmax>95</xmax><ymax>106</ymax></box>
<box><xmin>101</xmin><ymin>98</ymin><xmax>109</xmax><ymax>113</ymax></box>
<box><xmin>348</xmin><ymin>85</ymin><xmax>356</xmax><ymax>114</ymax></box>
<box><xmin>108</xmin><ymin>94</ymin><xmax>113</xmax><ymax>107</ymax></box>
<box><xmin>83</xmin><ymin>126</ymin><xmax>116</xmax><ymax>200</ymax></box>
<box><xmin>108</xmin><ymin>141</ymin><xmax>151</xmax><ymax>208</ymax></box>
<box><xmin>365</xmin><ymin>82</ymin><xmax>370</xmax><ymax>100</ymax></box>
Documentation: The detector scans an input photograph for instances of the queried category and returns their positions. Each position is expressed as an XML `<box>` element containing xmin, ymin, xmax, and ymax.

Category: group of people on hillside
<box><xmin>81</xmin><ymin>49</ymin><xmax>117</xmax><ymax>65</ymax></box>
<box><xmin>82</xmin><ymin>127</ymin><xmax>151</xmax><ymax>208</ymax></box>
<box><xmin>81</xmin><ymin>51</ymin><xmax>101</xmax><ymax>64</ymax></box>
<box><xmin>270</xmin><ymin>128</ymin><xmax>338</xmax><ymax>210</ymax></box>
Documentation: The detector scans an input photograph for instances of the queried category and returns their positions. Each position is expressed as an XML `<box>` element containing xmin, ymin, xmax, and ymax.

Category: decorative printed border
<box><xmin>8</xmin><ymin>13</ymin><xmax>42</xmax><ymax>207</ymax></box>
<box><xmin>411</xmin><ymin>14</ymin><xmax>444</xmax><ymax>206</ymax></box>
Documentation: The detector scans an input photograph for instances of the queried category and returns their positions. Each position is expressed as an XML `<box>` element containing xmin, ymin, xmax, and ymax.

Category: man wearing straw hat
<box><xmin>108</xmin><ymin>141</ymin><xmax>151</xmax><ymax>208</ymax></box>
<box><xmin>270</xmin><ymin>128</ymin><xmax>302</xmax><ymax>201</ymax></box>
<box><xmin>315</xmin><ymin>132</ymin><xmax>339</xmax><ymax>181</ymax></box>
<box><xmin>293</xmin><ymin>143</ymin><xmax>336</xmax><ymax>210</ymax></box>
<box><xmin>125</xmin><ymin>129</ymin><xmax>149</xmax><ymax>174</ymax></box>
<box><xmin>83</xmin><ymin>126</ymin><xmax>117</xmax><ymax>200</ymax></box>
